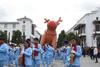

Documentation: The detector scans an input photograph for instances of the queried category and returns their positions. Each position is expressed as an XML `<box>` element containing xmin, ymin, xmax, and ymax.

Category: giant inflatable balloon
<box><xmin>41</xmin><ymin>17</ymin><xmax>62</xmax><ymax>48</ymax></box>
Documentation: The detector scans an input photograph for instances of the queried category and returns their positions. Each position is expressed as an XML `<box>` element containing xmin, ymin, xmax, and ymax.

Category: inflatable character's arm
<box><xmin>56</xmin><ymin>17</ymin><xmax>62</xmax><ymax>25</ymax></box>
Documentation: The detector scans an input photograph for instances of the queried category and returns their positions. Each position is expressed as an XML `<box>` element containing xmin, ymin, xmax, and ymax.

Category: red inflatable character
<box><xmin>41</xmin><ymin>17</ymin><xmax>62</xmax><ymax>49</ymax></box>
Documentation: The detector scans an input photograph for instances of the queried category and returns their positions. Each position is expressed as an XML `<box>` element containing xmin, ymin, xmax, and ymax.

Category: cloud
<box><xmin>0</xmin><ymin>0</ymin><xmax>100</xmax><ymax>34</ymax></box>
<box><xmin>79</xmin><ymin>0</ymin><xmax>100</xmax><ymax>12</ymax></box>
<box><xmin>0</xmin><ymin>7</ymin><xmax>8</xmax><ymax>21</ymax></box>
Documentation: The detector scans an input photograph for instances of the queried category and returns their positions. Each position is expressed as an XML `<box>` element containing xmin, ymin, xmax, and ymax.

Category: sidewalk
<box><xmin>81</xmin><ymin>56</ymin><xmax>100</xmax><ymax>67</ymax></box>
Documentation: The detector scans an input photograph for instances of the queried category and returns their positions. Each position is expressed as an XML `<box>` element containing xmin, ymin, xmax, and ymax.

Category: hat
<box><xmin>64</xmin><ymin>40</ymin><xmax>68</xmax><ymax>45</ymax></box>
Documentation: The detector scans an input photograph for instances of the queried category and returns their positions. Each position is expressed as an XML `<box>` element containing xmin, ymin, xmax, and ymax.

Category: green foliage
<box><xmin>57</xmin><ymin>30</ymin><xmax>66</xmax><ymax>48</ymax></box>
<box><xmin>57</xmin><ymin>31</ymin><xmax>80</xmax><ymax>48</ymax></box>
<box><xmin>0</xmin><ymin>30</ymin><xmax>7</xmax><ymax>43</ymax></box>
<box><xmin>11</xmin><ymin>30</ymin><xmax>22</xmax><ymax>45</ymax></box>
<box><xmin>66</xmin><ymin>32</ymin><xmax>80</xmax><ymax>44</ymax></box>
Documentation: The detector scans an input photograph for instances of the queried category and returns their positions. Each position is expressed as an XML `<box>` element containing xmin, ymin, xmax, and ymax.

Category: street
<box><xmin>51</xmin><ymin>56</ymin><xmax>100</xmax><ymax>67</ymax></box>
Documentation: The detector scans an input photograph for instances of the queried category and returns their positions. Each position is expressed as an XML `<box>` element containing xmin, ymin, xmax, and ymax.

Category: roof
<box><xmin>32</xmin><ymin>24</ymin><xmax>37</xmax><ymax>28</ymax></box>
<box><xmin>17</xmin><ymin>16</ymin><xmax>33</xmax><ymax>22</ymax></box>
<box><xmin>66</xmin><ymin>13</ymin><xmax>95</xmax><ymax>34</ymax></box>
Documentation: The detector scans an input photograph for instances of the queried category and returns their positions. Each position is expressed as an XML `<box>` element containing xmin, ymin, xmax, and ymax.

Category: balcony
<box><xmin>93</xmin><ymin>31</ymin><xmax>100</xmax><ymax>35</ymax></box>
<box><xmin>74</xmin><ymin>24</ymin><xmax>85</xmax><ymax>30</ymax></box>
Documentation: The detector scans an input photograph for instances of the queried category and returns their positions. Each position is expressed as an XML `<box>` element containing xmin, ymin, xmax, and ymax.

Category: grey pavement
<box><xmin>80</xmin><ymin>56</ymin><xmax>100</xmax><ymax>67</ymax></box>
<box><xmin>4</xmin><ymin>56</ymin><xmax>100</xmax><ymax>67</ymax></box>
<box><xmin>51</xmin><ymin>56</ymin><xmax>100</xmax><ymax>67</ymax></box>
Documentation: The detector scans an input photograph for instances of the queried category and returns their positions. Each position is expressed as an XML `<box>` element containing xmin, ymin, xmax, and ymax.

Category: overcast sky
<box><xmin>0</xmin><ymin>0</ymin><xmax>100</xmax><ymax>35</ymax></box>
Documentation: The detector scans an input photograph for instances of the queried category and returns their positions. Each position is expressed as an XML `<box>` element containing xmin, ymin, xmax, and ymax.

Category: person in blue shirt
<box><xmin>14</xmin><ymin>43</ymin><xmax>23</xmax><ymax>67</ymax></box>
<box><xmin>65</xmin><ymin>39</ymin><xmax>82</xmax><ymax>67</ymax></box>
<box><xmin>23</xmin><ymin>39</ymin><xmax>33</xmax><ymax>67</ymax></box>
<box><xmin>14</xmin><ymin>46</ymin><xmax>20</xmax><ymax>67</ymax></box>
<box><xmin>42</xmin><ymin>43</ymin><xmax>55</xmax><ymax>67</ymax></box>
<box><xmin>0</xmin><ymin>34</ymin><xmax>9</xmax><ymax>67</ymax></box>
<box><xmin>8</xmin><ymin>43</ymin><xmax>16</xmax><ymax>66</ymax></box>
<box><xmin>54</xmin><ymin>49</ymin><xmax>60</xmax><ymax>60</ymax></box>
<box><xmin>32</xmin><ymin>38</ymin><xmax>44</xmax><ymax>67</ymax></box>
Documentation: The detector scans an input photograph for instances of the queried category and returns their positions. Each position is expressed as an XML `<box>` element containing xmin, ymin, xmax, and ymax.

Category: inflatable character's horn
<box><xmin>44</xmin><ymin>18</ymin><xmax>50</xmax><ymax>23</ymax></box>
<box><xmin>56</xmin><ymin>17</ymin><xmax>62</xmax><ymax>25</ymax></box>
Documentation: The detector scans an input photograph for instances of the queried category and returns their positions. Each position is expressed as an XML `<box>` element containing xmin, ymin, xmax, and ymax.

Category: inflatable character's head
<box><xmin>44</xmin><ymin>17</ymin><xmax>62</xmax><ymax>31</ymax></box>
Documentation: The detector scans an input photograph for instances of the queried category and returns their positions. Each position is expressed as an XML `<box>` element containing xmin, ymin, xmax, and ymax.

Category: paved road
<box><xmin>80</xmin><ymin>56</ymin><xmax>100</xmax><ymax>67</ymax></box>
<box><xmin>4</xmin><ymin>56</ymin><xmax>100</xmax><ymax>67</ymax></box>
<box><xmin>51</xmin><ymin>56</ymin><xmax>100</xmax><ymax>67</ymax></box>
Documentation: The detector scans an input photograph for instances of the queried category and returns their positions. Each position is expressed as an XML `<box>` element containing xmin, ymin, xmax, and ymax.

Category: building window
<box><xmin>95</xmin><ymin>24</ymin><xmax>100</xmax><ymax>31</ymax></box>
<box><xmin>13</xmin><ymin>24</ymin><xmax>16</xmax><ymax>28</ymax></box>
<box><xmin>4</xmin><ymin>24</ymin><xmax>7</xmax><ymax>28</ymax></box>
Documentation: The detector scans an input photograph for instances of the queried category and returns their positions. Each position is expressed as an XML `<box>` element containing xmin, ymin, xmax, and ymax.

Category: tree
<box><xmin>57</xmin><ymin>30</ymin><xmax>66</xmax><ymax>48</ymax></box>
<box><xmin>3</xmin><ymin>31</ymin><xmax>7</xmax><ymax>43</ymax></box>
<box><xmin>11</xmin><ymin>30</ymin><xmax>22</xmax><ymax>45</ymax></box>
<box><xmin>57</xmin><ymin>31</ymin><xmax>80</xmax><ymax>48</ymax></box>
<box><xmin>0</xmin><ymin>31</ymin><xmax>7</xmax><ymax>43</ymax></box>
<box><xmin>66</xmin><ymin>32</ymin><xmax>80</xmax><ymax>45</ymax></box>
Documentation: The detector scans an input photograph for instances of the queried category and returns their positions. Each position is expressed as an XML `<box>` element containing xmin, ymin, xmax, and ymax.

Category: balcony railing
<box><xmin>78</xmin><ymin>33</ymin><xmax>86</xmax><ymax>37</ymax></box>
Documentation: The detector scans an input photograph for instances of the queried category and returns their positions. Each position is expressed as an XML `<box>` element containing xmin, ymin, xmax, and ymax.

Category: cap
<box><xmin>64</xmin><ymin>40</ymin><xmax>68</xmax><ymax>45</ymax></box>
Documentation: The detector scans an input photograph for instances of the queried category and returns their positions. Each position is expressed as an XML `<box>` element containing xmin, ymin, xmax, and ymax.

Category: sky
<box><xmin>0</xmin><ymin>0</ymin><xmax>100</xmax><ymax>35</ymax></box>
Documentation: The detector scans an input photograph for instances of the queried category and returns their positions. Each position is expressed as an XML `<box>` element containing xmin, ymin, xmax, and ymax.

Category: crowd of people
<box><xmin>0</xmin><ymin>39</ymin><xmax>82</xmax><ymax>67</ymax></box>
<box><xmin>0</xmin><ymin>33</ymin><xmax>83</xmax><ymax>67</ymax></box>
<box><xmin>0</xmin><ymin>34</ymin><xmax>56</xmax><ymax>67</ymax></box>
<box><xmin>82</xmin><ymin>46</ymin><xmax>99</xmax><ymax>63</ymax></box>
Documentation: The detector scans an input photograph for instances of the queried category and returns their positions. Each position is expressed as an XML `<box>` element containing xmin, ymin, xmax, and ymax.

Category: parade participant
<box><xmin>42</xmin><ymin>43</ymin><xmax>55</xmax><ymax>67</ymax></box>
<box><xmin>65</xmin><ymin>39</ymin><xmax>82</xmax><ymax>67</ymax></box>
<box><xmin>8</xmin><ymin>43</ymin><xmax>16</xmax><ymax>66</ymax></box>
<box><xmin>93</xmin><ymin>47</ymin><xmax>98</xmax><ymax>63</ymax></box>
<box><xmin>18</xmin><ymin>44</ymin><xmax>25</xmax><ymax>67</ymax></box>
<box><xmin>32</xmin><ymin>38</ymin><xmax>43</xmax><ymax>67</ymax></box>
<box><xmin>14</xmin><ymin>45</ymin><xmax>20</xmax><ymax>67</ymax></box>
<box><xmin>62</xmin><ymin>41</ymin><xmax>68</xmax><ymax>64</ymax></box>
<box><xmin>0</xmin><ymin>33</ymin><xmax>9</xmax><ymax>67</ymax></box>
<box><xmin>23</xmin><ymin>39</ymin><xmax>32</xmax><ymax>67</ymax></box>
<box><xmin>54</xmin><ymin>49</ymin><xmax>60</xmax><ymax>60</ymax></box>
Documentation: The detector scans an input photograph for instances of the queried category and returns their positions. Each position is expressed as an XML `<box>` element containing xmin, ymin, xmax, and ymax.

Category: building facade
<box><xmin>0</xmin><ymin>16</ymin><xmax>41</xmax><ymax>41</ymax></box>
<box><xmin>66</xmin><ymin>9</ymin><xmax>100</xmax><ymax>48</ymax></box>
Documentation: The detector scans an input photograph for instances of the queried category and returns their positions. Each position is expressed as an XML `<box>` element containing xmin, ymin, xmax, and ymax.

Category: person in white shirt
<box><xmin>93</xmin><ymin>47</ymin><xmax>98</xmax><ymax>63</ymax></box>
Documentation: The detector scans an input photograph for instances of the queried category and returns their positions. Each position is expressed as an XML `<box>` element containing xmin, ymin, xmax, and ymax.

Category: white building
<box><xmin>66</xmin><ymin>9</ymin><xmax>100</xmax><ymax>48</ymax></box>
<box><xmin>0</xmin><ymin>16</ymin><xmax>41</xmax><ymax>41</ymax></box>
